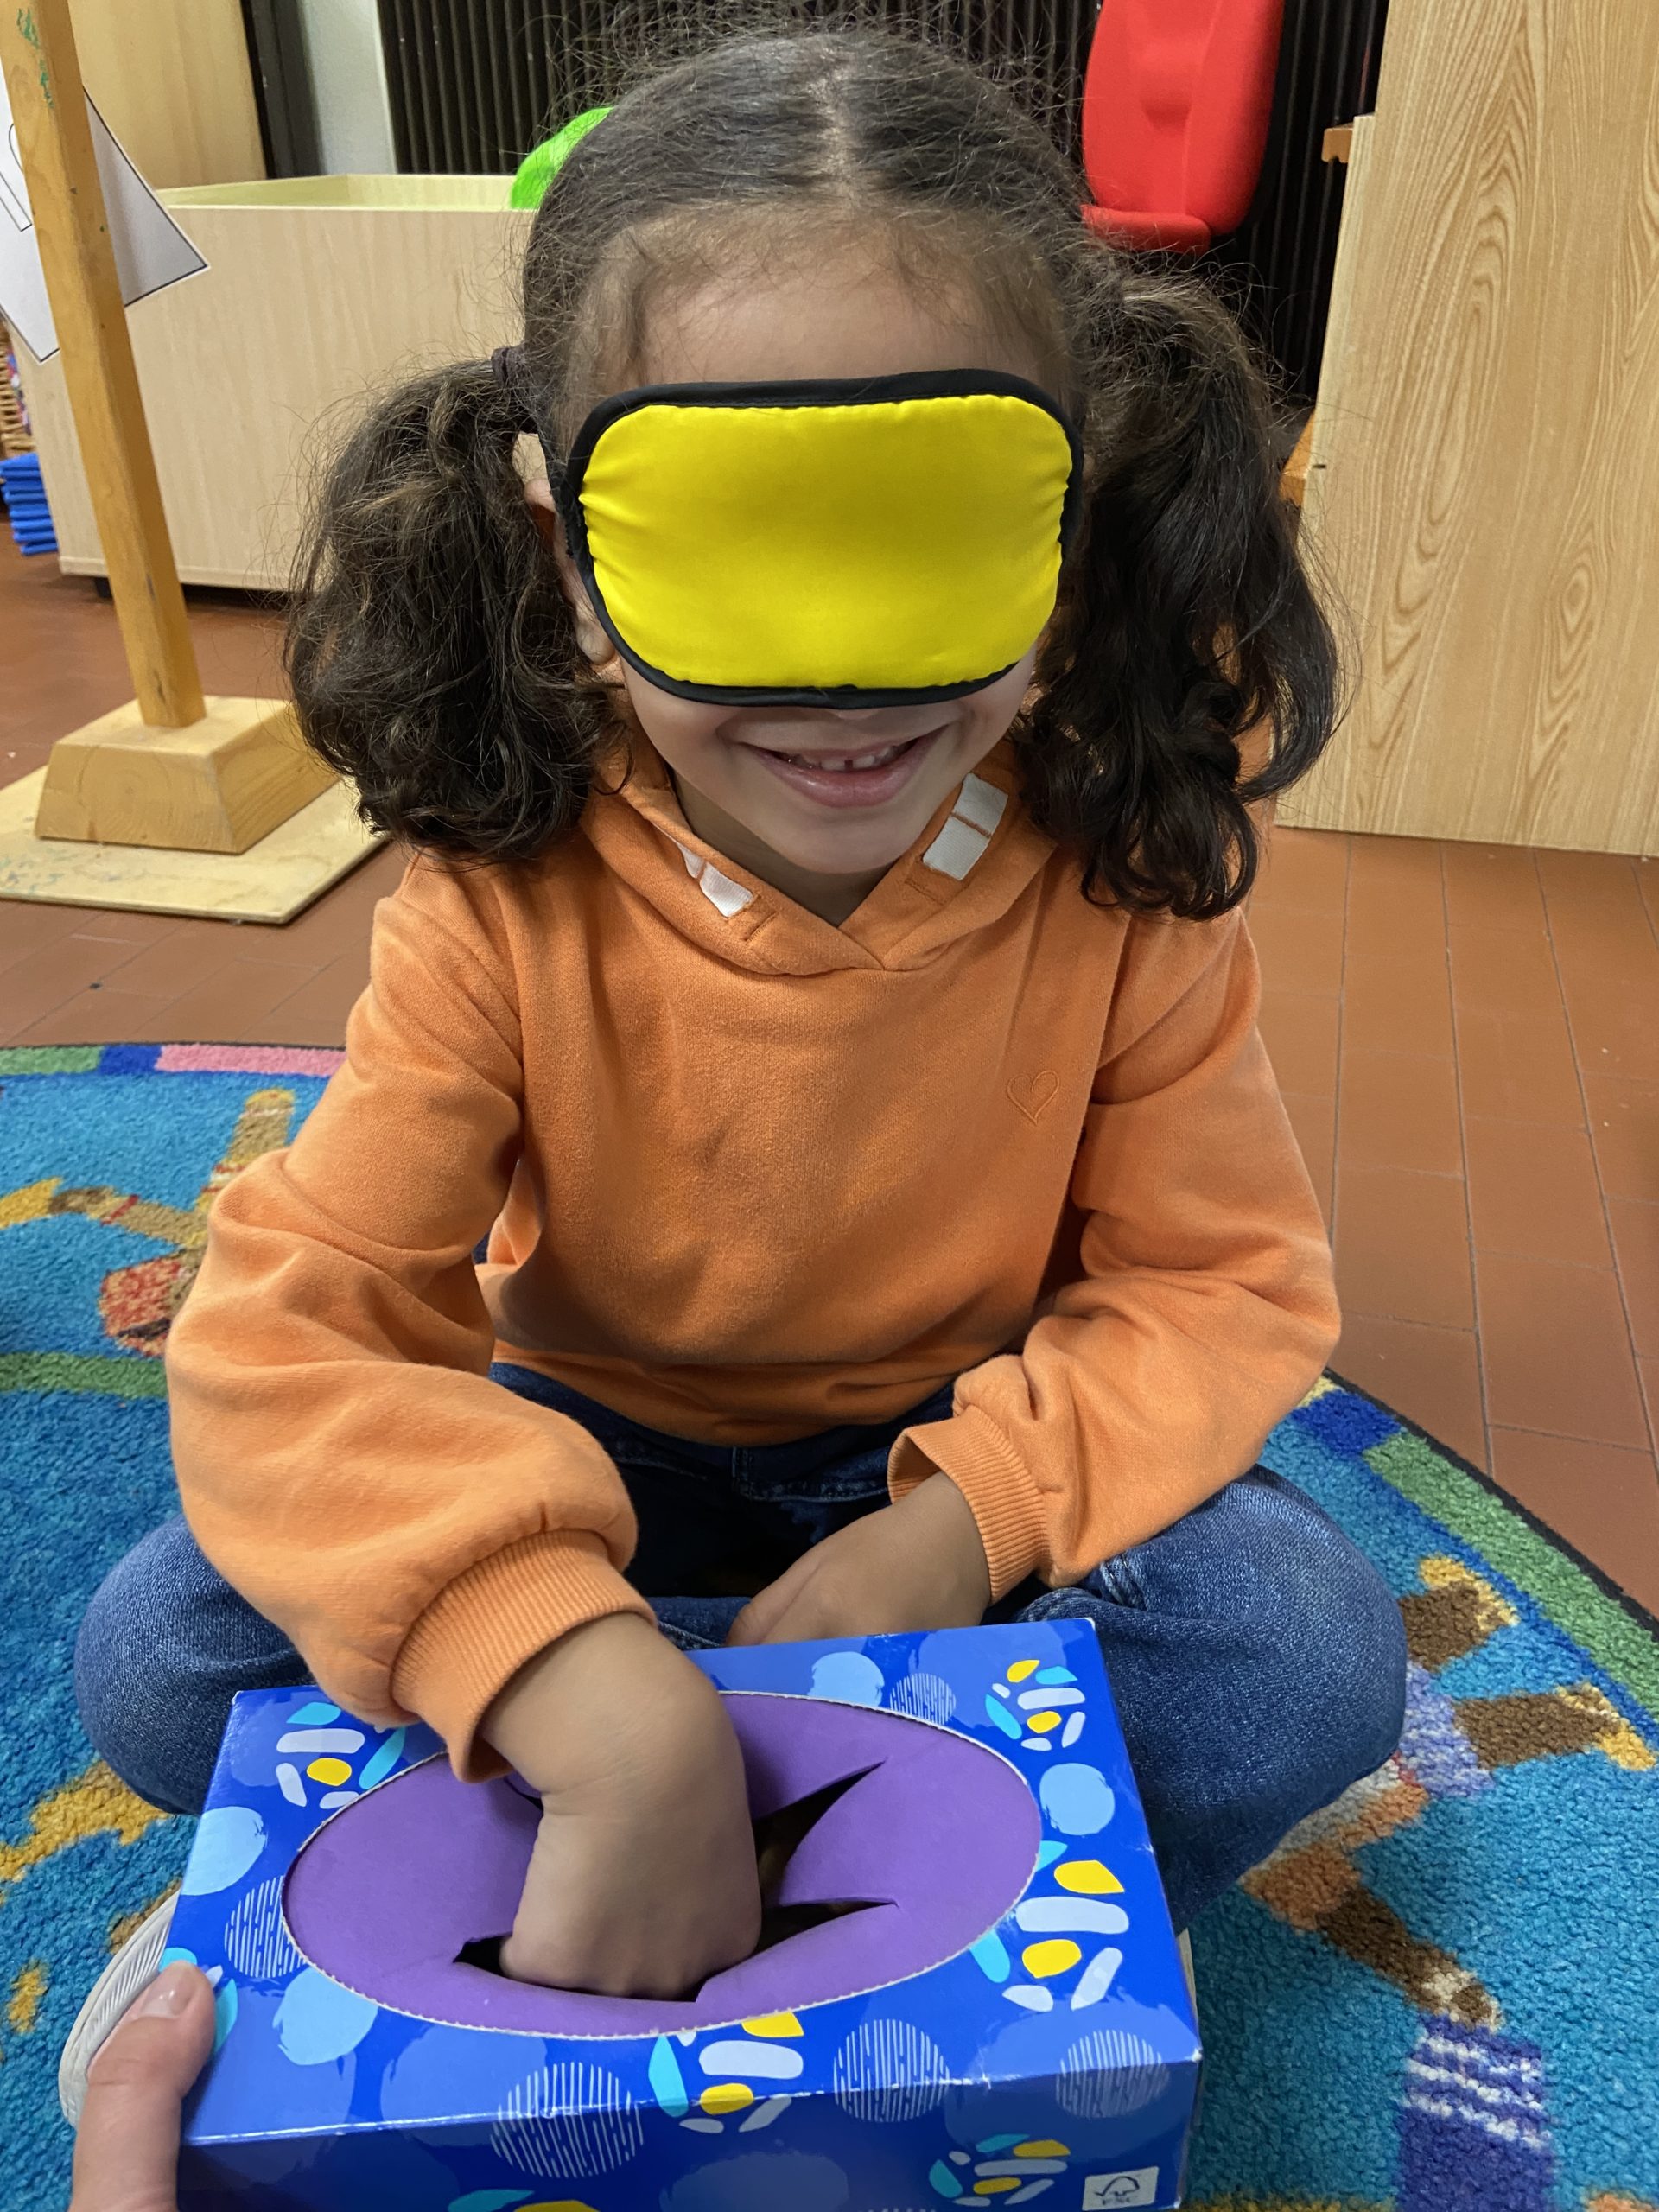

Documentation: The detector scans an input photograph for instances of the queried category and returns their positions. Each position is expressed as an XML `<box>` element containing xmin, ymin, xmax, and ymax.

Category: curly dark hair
<box><xmin>287</xmin><ymin>24</ymin><xmax>1340</xmax><ymax>918</ymax></box>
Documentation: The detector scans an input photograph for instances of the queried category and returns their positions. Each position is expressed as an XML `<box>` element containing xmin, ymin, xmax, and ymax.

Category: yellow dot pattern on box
<box><xmin>1021</xmin><ymin>1938</ymin><xmax>1083</xmax><ymax>1977</ymax></box>
<box><xmin>699</xmin><ymin>2081</ymin><xmax>754</xmax><ymax>2115</ymax></box>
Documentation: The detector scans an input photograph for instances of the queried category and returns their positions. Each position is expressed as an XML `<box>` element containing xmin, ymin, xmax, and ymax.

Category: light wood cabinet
<box><xmin>69</xmin><ymin>0</ymin><xmax>264</xmax><ymax>190</ymax></box>
<box><xmin>18</xmin><ymin>176</ymin><xmax>529</xmax><ymax>593</ymax></box>
<box><xmin>1284</xmin><ymin>0</ymin><xmax>1659</xmax><ymax>856</ymax></box>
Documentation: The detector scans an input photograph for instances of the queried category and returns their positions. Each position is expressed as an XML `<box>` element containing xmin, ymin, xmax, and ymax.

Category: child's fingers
<box><xmin>727</xmin><ymin>1563</ymin><xmax>806</xmax><ymax>1643</ymax></box>
<box><xmin>71</xmin><ymin>1964</ymin><xmax>215</xmax><ymax>2212</ymax></box>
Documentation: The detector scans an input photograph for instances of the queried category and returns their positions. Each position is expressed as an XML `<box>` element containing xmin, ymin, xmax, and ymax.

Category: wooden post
<box><xmin>0</xmin><ymin>0</ymin><xmax>335</xmax><ymax>861</ymax></box>
<box><xmin>0</xmin><ymin>0</ymin><xmax>203</xmax><ymax>727</ymax></box>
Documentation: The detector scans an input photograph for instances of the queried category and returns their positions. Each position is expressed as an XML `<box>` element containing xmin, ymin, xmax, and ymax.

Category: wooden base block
<box><xmin>0</xmin><ymin>766</ymin><xmax>386</xmax><ymax>923</ymax></box>
<box><xmin>32</xmin><ymin>696</ymin><xmax>337</xmax><ymax>854</ymax></box>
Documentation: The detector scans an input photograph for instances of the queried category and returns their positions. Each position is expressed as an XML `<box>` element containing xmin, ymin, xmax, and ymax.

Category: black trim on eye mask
<box><xmin>544</xmin><ymin>368</ymin><xmax>1084</xmax><ymax>709</ymax></box>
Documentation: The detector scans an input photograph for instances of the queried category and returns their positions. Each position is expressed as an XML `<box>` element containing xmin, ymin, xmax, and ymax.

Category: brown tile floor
<box><xmin>1253</xmin><ymin>819</ymin><xmax>1659</xmax><ymax>1612</ymax></box>
<box><xmin>3</xmin><ymin>536</ymin><xmax>1658</xmax><ymax>1610</ymax></box>
<box><xmin>0</xmin><ymin>537</ymin><xmax>407</xmax><ymax>1046</ymax></box>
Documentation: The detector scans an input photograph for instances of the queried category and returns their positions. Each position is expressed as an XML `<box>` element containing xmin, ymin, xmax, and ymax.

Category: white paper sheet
<box><xmin>0</xmin><ymin>73</ymin><xmax>207</xmax><ymax>361</ymax></box>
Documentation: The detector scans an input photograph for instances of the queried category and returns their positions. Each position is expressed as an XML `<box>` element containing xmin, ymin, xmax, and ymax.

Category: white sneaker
<box><xmin>59</xmin><ymin>1892</ymin><xmax>177</xmax><ymax>2126</ymax></box>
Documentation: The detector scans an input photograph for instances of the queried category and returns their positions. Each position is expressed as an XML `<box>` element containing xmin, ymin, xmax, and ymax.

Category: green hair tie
<box><xmin>510</xmin><ymin>107</ymin><xmax>613</xmax><ymax>209</ymax></box>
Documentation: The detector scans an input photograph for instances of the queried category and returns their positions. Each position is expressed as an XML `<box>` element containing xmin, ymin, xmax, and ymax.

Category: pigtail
<box><xmin>1022</xmin><ymin>267</ymin><xmax>1341</xmax><ymax>918</ymax></box>
<box><xmin>285</xmin><ymin>359</ymin><xmax>608</xmax><ymax>863</ymax></box>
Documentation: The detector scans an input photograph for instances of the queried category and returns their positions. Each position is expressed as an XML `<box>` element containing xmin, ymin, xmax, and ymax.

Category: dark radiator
<box><xmin>374</xmin><ymin>0</ymin><xmax>1389</xmax><ymax>402</ymax></box>
<box><xmin>375</xmin><ymin>3</ymin><xmax>1097</xmax><ymax>170</ymax></box>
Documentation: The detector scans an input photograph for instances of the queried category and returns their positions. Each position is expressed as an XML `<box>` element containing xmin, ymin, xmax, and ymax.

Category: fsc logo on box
<box><xmin>1080</xmin><ymin>2170</ymin><xmax>1160</xmax><ymax>2209</ymax></box>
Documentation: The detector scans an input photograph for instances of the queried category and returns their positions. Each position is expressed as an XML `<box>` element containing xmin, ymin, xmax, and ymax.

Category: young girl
<box><xmin>78</xmin><ymin>28</ymin><xmax>1405</xmax><ymax>2005</ymax></box>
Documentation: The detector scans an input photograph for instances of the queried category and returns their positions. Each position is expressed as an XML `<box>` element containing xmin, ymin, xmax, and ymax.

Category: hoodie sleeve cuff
<box><xmin>391</xmin><ymin>1529</ymin><xmax>654</xmax><ymax>1780</ymax></box>
<box><xmin>889</xmin><ymin>1406</ymin><xmax>1049</xmax><ymax>1600</ymax></box>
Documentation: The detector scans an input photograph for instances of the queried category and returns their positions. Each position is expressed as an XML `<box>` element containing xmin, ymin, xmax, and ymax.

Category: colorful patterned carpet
<box><xmin>2</xmin><ymin>1042</ymin><xmax>1656</xmax><ymax>2212</ymax></box>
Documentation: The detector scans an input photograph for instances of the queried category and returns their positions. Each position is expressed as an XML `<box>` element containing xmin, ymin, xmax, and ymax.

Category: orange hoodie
<box><xmin>166</xmin><ymin>742</ymin><xmax>1338</xmax><ymax>1774</ymax></box>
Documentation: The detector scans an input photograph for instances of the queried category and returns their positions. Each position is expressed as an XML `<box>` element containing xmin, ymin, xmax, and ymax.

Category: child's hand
<box><xmin>728</xmin><ymin>1473</ymin><xmax>991</xmax><ymax>1646</ymax></box>
<box><xmin>482</xmin><ymin>1613</ymin><xmax>760</xmax><ymax>1998</ymax></box>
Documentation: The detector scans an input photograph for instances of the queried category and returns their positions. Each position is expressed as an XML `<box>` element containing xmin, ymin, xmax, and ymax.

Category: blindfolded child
<box><xmin>77</xmin><ymin>26</ymin><xmax>1405</xmax><ymax>2014</ymax></box>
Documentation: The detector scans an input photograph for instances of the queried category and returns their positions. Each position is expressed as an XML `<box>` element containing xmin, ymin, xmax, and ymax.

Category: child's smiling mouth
<box><xmin>740</xmin><ymin>727</ymin><xmax>943</xmax><ymax>809</ymax></box>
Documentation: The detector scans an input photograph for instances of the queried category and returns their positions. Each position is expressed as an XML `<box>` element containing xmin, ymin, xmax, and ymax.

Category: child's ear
<box><xmin>524</xmin><ymin>476</ymin><xmax>613</xmax><ymax>667</ymax></box>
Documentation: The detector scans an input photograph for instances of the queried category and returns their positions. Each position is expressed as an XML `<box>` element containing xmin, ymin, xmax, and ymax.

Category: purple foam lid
<box><xmin>283</xmin><ymin>1693</ymin><xmax>1039</xmax><ymax>2035</ymax></box>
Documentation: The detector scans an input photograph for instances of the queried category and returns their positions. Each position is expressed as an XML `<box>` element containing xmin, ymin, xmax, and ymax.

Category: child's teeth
<box><xmin>770</xmin><ymin>739</ymin><xmax>914</xmax><ymax>772</ymax></box>
<box><xmin>820</xmin><ymin>746</ymin><xmax>899</xmax><ymax>771</ymax></box>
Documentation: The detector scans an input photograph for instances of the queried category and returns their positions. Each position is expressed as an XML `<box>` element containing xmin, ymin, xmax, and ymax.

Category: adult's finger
<box><xmin>71</xmin><ymin>1964</ymin><xmax>215</xmax><ymax>2212</ymax></box>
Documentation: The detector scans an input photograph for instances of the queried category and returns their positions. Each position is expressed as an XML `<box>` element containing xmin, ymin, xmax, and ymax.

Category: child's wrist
<box><xmin>481</xmin><ymin>1611</ymin><xmax>723</xmax><ymax>1796</ymax></box>
<box><xmin>895</xmin><ymin>1471</ymin><xmax>992</xmax><ymax>1611</ymax></box>
<box><xmin>482</xmin><ymin>1611</ymin><xmax>660</xmax><ymax>1783</ymax></box>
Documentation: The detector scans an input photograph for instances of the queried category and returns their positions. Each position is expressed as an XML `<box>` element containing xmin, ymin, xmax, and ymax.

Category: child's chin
<box><xmin>777</xmin><ymin>820</ymin><xmax>923</xmax><ymax>880</ymax></box>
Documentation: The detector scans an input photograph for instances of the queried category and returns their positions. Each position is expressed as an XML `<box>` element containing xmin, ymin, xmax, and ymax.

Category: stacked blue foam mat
<box><xmin>0</xmin><ymin>452</ymin><xmax>57</xmax><ymax>554</ymax></box>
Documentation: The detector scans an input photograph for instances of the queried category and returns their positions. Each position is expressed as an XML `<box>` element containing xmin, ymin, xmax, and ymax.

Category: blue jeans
<box><xmin>76</xmin><ymin>1366</ymin><xmax>1405</xmax><ymax>1929</ymax></box>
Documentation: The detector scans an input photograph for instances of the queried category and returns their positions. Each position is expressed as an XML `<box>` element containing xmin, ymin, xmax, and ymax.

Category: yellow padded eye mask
<box><xmin>556</xmin><ymin>372</ymin><xmax>1081</xmax><ymax>705</ymax></box>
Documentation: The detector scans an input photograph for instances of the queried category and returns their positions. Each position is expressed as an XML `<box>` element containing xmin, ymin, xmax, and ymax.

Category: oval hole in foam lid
<box><xmin>282</xmin><ymin>1694</ymin><xmax>1039</xmax><ymax>2040</ymax></box>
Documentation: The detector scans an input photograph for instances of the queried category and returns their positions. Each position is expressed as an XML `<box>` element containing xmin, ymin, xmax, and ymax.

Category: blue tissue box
<box><xmin>168</xmin><ymin>1620</ymin><xmax>1200</xmax><ymax>2210</ymax></box>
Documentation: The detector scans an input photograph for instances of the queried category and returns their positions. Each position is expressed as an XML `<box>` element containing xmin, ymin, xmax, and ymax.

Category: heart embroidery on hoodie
<box><xmin>1007</xmin><ymin>1070</ymin><xmax>1059</xmax><ymax>1125</ymax></box>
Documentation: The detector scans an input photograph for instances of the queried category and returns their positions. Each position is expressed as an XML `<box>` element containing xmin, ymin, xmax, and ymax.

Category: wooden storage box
<box><xmin>17</xmin><ymin>175</ymin><xmax>529</xmax><ymax>592</ymax></box>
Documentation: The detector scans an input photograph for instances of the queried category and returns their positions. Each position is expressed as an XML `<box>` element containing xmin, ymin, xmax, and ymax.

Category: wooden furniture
<box><xmin>1284</xmin><ymin>0</ymin><xmax>1659</xmax><ymax>855</ymax></box>
<box><xmin>0</xmin><ymin>768</ymin><xmax>378</xmax><ymax>924</ymax></box>
<box><xmin>0</xmin><ymin>2</ymin><xmax>378</xmax><ymax>916</ymax></box>
<box><xmin>19</xmin><ymin>175</ymin><xmax>530</xmax><ymax>592</ymax></box>
<box><xmin>1280</xmin><ymin>125</ymin><xmax>1353</xmax><ymax>515</ymax></box>
<box><xmin>4</xmin><ymin>0</ymin><xmax>203</xmax><ymax>729</ymax></box>
<box><xmin>67</xmin><ymin>0</ymin><xmax>264</xmax><ymax>190</ymax></box>
<box><xmin>0</xmin><ymin>0</ymin><xmax>321</xmax><ymax>843</ymax></box>
<box><xmin>31</xmin><ymin>696</ymin><xmax>334</xmax><ymax>853</ymax></box>
<box><xmin>1280</xmin><ymin>413</ymin><xmax>1315</xmax><ymax>511</ymax></box>
<box><xmin>0</xmin><ymin>321</ymin><xmax>29</xmax><ymax>455</ymax></box>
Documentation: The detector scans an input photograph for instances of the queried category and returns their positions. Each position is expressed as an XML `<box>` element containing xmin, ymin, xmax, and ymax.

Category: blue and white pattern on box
<box><xmin>166</xmin><ymin>1621</ymin><xmax>1199</xmax><ymax>2211</ymax></box>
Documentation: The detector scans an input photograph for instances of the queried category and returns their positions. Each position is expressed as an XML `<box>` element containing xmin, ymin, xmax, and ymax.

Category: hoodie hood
<box><xmin>581</xmin><ymin>736</ymin><xmax>1058</xmax><ymax>977</ymax></box>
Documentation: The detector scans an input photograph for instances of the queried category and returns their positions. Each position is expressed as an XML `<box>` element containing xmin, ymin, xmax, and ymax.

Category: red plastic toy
<box><xmin>1080</xmin><ymin>0</ymin><xmax>1285</xmax><ymax>251</ymax></box>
